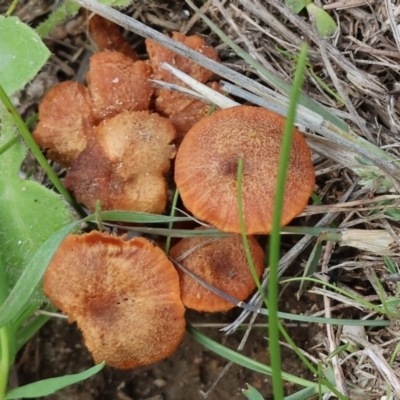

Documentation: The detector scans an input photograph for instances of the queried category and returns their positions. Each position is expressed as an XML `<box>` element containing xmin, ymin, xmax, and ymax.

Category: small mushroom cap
<box><xmin>88</xmin><ymin>14</ymin><xmax>139</xmax><ymax>61</ymax></box>
<box><xmin>33</xmin><ymin>81</ymin><xmax>95</xmax><ymax>166</ymax></box>
<box><xmin>65</xmin><ymin>110</ymin><xmax>176</xmax><ymax>213</ymax></box>
<box><xmin>174</xmin><ymin>105</ymin><xmax>315</xmax><ymax>234</ymax></box>
<box><xmin>43</xmin><ymin>231</ymin><xmax>186</xmax><ymax>369</ymax></box>
<box><xmin>165</xmin><ymin>82</ymin><xmax>223</xmax><ymax>143</ymax></box>
<box><xmin>86</xmin><ymin>52</ymin><xmax>153</xmax><ymax>122</ymax></box>
<box><xmin>146</xmin><ymin>32</ymin><xmax>220</xmax><ymax>139</ymax></box>
<box><xmin>170</xmin><ymin>233</ymin><xmax>264</xmax><ymax>312</ymax></box>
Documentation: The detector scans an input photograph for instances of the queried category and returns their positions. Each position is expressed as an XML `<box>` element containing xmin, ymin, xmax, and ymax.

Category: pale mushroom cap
<box><xmin>33</xmin><ymin>81</ymin><xmax>95</xmax><ymax>167</ymax></box>
<box><xmin>43</xmin><ymin>231</ymin><xmax>186</xmax><ymax>369</ymax></box>
<box><xmin>65</xmin><ymin>110</ymin><xmax>176</xmax><ymax>213</ymax></box>
<box><xmin>175</xmin><ymin>105</ymin><xmax>315</xmax><ymax>234</ymax></box>
<box><xmin>170</xmin><ymin>233</ymin><xmax>264</xmax><ymax>312</ymax></box>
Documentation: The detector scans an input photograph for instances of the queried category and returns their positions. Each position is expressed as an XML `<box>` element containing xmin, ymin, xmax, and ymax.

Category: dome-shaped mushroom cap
<box><xmin>175</xmin><ymin>106</ymin><xmax>315</xmax><ymax>234</ymax></box>
<box><xmin>65</xmin><ymin>110</ymin><xmax>176</xmax><ymax>213</ymax></box>
<box><xmin>43</xmin><ymin>231</ymin><xmax>186</xmax><ymax>369</ymax></box>
<box><xmin>170</xmin><ymin>233</ymin><xmax>264</xmax><ymax>312</ymax></box>
<box><xmin>33</xmin><ymin>81</ymin><xmax>95</xmax><ymax>167</ymax></box>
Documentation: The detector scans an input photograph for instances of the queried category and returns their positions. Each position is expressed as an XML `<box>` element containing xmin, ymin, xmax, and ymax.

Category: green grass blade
<box><xmin>4</xmin><ymin>362</ymin><xmax>105</xmax><ymax>399</ymax></box>
<box><xmin>165</xmin><ymin>189</ymin><xmax>180</xmax><ymax>254</ymax></box>
<box><xmin>0</xmin><ymin>257</ymin><xmax>12</xmax><ymax>399</ymax></box>
<box><xmin>265</xmin><ymin>43</ymin><xmax>309</xmax><ymax>400</ymax></box>
<box><xmin>99</xmin><ymin>210</ymin><xmax>190</xmax><ymax>224</ymax></box>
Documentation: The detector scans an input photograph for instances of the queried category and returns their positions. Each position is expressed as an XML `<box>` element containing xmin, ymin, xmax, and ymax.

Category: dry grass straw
<box><xmin>18</xmin><ymin>0</ymin><xmax>400</xmax><ymax>397</ymax></box>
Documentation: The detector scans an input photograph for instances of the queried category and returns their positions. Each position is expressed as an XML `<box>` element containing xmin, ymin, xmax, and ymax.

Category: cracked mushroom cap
<box><xmin>43</xmin><ymin>231</ymin><xmax>186</xmax><ymax>369</ymax></box>
<box><xmin>86</xmin><ymin>51</ymin><xmax>153</xmax><ymax>122</ymax></box>
<box><xmin>33</xmin><ymin>81</ymin><xmax>95</xmax><ymax>167</ymax></box>
<box><xmin>146</xmin><ymin>32</ymin><xmax>220</xmax><ymax>139</ymax></box>
<box><xmin>175</xmin><ymin>105</ymin><xmax>315</xmax><ymax>234</ymax></box>
<box><xmin>65</xmin><ymin>110</ymin><xmax>176</xmax><ymax>213</ymax></box>
<box><xmin>170</xmin><ymin>232</ymin><xmax>264</xmax><ymax>312</ymax></box>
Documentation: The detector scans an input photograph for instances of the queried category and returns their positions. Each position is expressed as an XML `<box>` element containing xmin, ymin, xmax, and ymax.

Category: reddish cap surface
<box><xmin>146</xmin><ymin>32</ymin><xmax>220</xmax><ymax>140</ymax></box>
<box><xmin>88</xmin><ymin>14</ymin><xmax>139</xmax><ymax>61</ymax></box>
<box><xmin>33</xmin><ymin>81</ymin><xmax>95</xmax><ymax>166</ymax></box>
<box><xmin>87</xmin><ymin>52</ymin><xmax>153</xmax><ymax>122</ymax></box>
<box><xmin>170</xmin><ymin>233</ymin><xmax>264</xmax><ymax>312</ymax></box>
<box><xmin>174</xmin><ymin>105</ymin><xmax>315</xmax><ymax>234</ymax></box>
<box><xmin>65</xmin><ymin>110</ymin><xmax>176</xmax><ymax>213</ymax></box>
<box><xmin>43</xmin><ymin>231</ymin><xmax>186</xmax><ymax>369</ymax></box>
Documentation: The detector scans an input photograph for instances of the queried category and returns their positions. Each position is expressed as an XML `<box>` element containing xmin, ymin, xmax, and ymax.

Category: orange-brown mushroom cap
<box><xmin>43</xmin><ymin>231</ymin><xmax>186</xmax><ymax>369</ymax></box>
<box><xmin>33</xmin><ymin>81</ymin><xmax>95</xmax><ymax>167</ymax></box>
<box><xmin>86</xmin><ymin>52</ymin><xmax>153</xmax><ymax>122</ymax></box>
<box><xmin>65</xmin><ymin>110</ymin><xmax>176</xmax><ymax>213</ymax></box>
<box><xmin>146</xmin><ymin>32</ymin><xmax>220</xmax><ymax>139</ymax></box>
<box><xmin>174</xmin><ymin>105</ymin><xmax>315</xmax><ymax>234</ymax></box>
<box><xmin>88</xmin><ymin>14</ymin><xmax>139</xmax><ymax>61</ymax></box>
<box><xmin>170</xmin><ymin>233</ymin><xmax>264</xmax><ymax>312</ymax></box>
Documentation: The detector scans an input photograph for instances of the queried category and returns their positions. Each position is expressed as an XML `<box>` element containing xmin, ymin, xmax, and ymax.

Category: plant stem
<box><xmin>267</xmin><ymin>43</ymin><xmax>309</xmax><ymax>400</ymax></box>
<box><xmin>165</xmin><ymin>189</ymin><xmax>180</xmax><ymax>254</ymax></box>
<box><xmin>0</xmin><ymin>258</ymin><xmax>10</xmax><ymax>399</ymax></box>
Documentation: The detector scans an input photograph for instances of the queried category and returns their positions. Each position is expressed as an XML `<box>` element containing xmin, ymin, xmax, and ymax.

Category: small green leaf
<box><xmin>306</xmin><ymin>3</ymin><xmax>337</xmax><ymax>37</ymax></box>
<box><xmin>99</xmin><ymin>0</ymin><xmax>131</xmax><ymax>5</ymax></box>
<box><xmin>286</xmin><ymin>0</ymin><xmax>312</xmax><ymax>14</ymax></box>
<box><xmin>0</xmin><ymin>16</ymin><xmax>50</xmax><ymax>96</ymax></box>
<box><xmin>242</xmin><ymin>384</ymin><xmax>265</xmax><ymax>400</ymax></box>
<box><xmin>4</xmin><ymin>362</ymin><xmax>105</xmax><ymax>399</ymax></box>
<box><xmin>284</xmin><ymin>386</ymin><xmax>319</xmax><ymax>400</ymax></box>
<box><xmin>36</xmin><ymin>1</ymin><xmax>80</xmax><ymax>38</ymax></box>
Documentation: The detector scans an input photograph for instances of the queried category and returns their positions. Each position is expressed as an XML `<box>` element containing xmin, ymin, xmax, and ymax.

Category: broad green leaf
<box><xmin>0</xmin><ymin>106</ymin><xmax>74</xmax><ymax>303</ymax></box>
<box><xmin>306</xmin><ymin>3</ymin><xmax>337</xmax><ymax>37</ymax></box>
<box><xmin>4</xmin><ymin>362</ymin><xmax>105</xmax><ymax>399</ymax></box>
<box><xmin>0</xmin><ymin>221</ymin><xmax>78</xmax><ymax>329</ymax></box>
<box><xmin>286</xmin><ymin>0</ymin><xmax>312</xmax><ymax>14</ymax></box>
<box><xmin>242</xmin><ymin>384</ymin><xmax>265</xmax><ymax>400</ymax></box>
<box><xmin>0</xmin><ymin>16</ymin><xmax>50</xmax><ymax>96</ymax></box>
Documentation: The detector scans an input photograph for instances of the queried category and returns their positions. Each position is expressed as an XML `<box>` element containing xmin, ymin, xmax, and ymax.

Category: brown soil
<box><xmin>15</xmin><ymin>294</ymin><xmax>317</xmax><ymax>400</ymax></box>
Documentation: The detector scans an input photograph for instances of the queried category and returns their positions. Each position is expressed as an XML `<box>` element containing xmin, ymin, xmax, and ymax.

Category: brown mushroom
<box><xmin>146</xmin><ymin>32</ymin><xmax>220</xmax><ymax>140</ymax></box>
<box><xmin>170</xmin><ymin>232</ymin><xmax>264</xmax><ymax>312</ymax></box>
<box><xmin>43</xmin><ymin>230</ymin><xmax>186</xmax><ymax>369</ymax></box>
<box><xmin>174</xmin><ymin>105</ymin><xmax>315</xmax><ymax>234</ymax></box>
<box><xmin>86</xmin><ymin>51</ymin><xmax>153</xmax><ymax>122</ymax></box>
<box><xmin>88</xmin><ymin>14</ymin><xmax>139</xmax><ymax>61</ymax></box>
<box><xmin>65</xmin><ymin>110</ymin><xmax>176</xmax><ymax>213</ymax></box>
<box><xmin>33</xmin><ymin>81</ymin><xmax>95</xmax><ymax>167</ymax></box>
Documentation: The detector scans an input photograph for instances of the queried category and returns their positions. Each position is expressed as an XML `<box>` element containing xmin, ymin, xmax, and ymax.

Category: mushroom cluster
<box><xmin>39</xmin><ymin>14</ymin><xmax>316</xmax><ymax>371</ymax></box>
<box><xmin>34</xmin><ymin>16</ymin><xmax>220</xmax><ymax>214</ymax></box>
